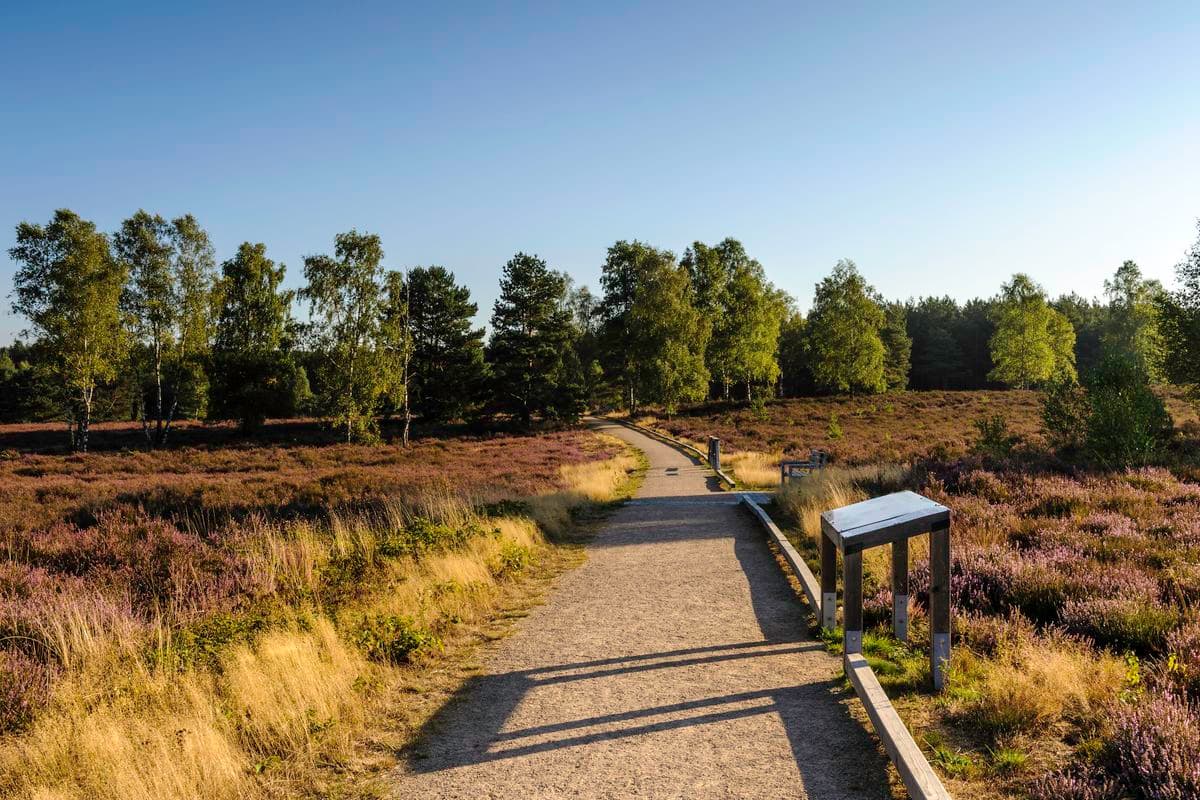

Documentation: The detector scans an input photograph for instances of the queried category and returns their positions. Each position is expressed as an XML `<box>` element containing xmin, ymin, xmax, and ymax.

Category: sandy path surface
<box><xmin>388</xmin><ymin>419</ymin><xmax>892</xmax><ymax>799</ymax></box>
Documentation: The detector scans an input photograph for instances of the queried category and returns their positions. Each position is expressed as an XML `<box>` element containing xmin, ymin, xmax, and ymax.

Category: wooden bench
<box><xmin>779</xmin><ymin>449</ymin><xmax>828</xmax><ymax>483</ymax></box>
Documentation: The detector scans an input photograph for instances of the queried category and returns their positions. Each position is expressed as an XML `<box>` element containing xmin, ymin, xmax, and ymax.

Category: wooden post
<box><xmin>843</xmin><ymin>550</ymin><xmax>863</xmax><ymax>655</ymax></box>
<box><xmin>930</xmin><ymin>521</ymin><xmax>951</xmax><ymax>691</ymax></box>
<box><xmin>891</xmin><ymin>538</ymin><xmax>909</xmax><ymax>642</ymax></box>
<box><xmin>820</xmin><ymin>530</ymin><xmax>837</xmax><ymax>630</ymax></box>
<box><xmin>707</xmin><ymin>436</ymin><xmax>721</xmax><ymax>471</ymax></box>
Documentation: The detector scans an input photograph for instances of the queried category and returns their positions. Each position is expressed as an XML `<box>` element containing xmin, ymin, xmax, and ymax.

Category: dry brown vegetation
<box><xmin>636</xmin><ymin>388</ymin><xmax>1199</xmax><ymax>473</ymax></box>
<box><xmin>0</xmin><ymin>420</ymin><xmax>641</xmax><ymax>800</ymax></box>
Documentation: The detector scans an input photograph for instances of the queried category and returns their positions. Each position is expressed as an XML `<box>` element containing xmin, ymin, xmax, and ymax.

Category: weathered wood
<box><xmin>892</xmin><ymin>538</ymin><xmax>909</xmax><ymax>642</ymax></box>
<box><xmin>845</xmin><ymin>654</ymin><xmax>953</xmax><ymax>800</ymax></box>
<box><xmin>707</xmin><ymin>436</ymin><xmax>721</xmax><ymax>472</ymax></box>
<box><xmin>843</xmin><ymin>550</ymin><xmax>863</xmax><ymax>654</ymax></box>
<box><xmin>820</xmin><ymin>529</ymin><xmax>837</xmax><ymax>630</ymax></box>
<box><xmin>930</xmin><ymin>524</ymin><xmax>951</xmax><ymax>691</ymax></box>
<box><xmin>821</xmin><ymin>491</ymin><xmax>949</xmax><ymax>554</ymax></box>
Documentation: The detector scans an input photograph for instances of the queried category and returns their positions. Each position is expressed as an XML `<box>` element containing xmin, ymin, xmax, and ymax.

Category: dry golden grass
<box><xmin>950</xmin><ymin>632</ymin><xmax>1125</xmax><ymax>738</ymax></box>
<box><xmin>723</xmin><ymin>450</ymin><xmax>782</xmax><ymax>489</ymax></box>
<box><xmin>0</xmin><ymin>436</ymin><xmax>640</xmax><ymax>800</ymax></box>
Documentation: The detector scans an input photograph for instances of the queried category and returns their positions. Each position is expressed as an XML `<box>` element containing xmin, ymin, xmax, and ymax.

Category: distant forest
<box><xmin>6</xmin><ymin>209</ymin><xmax>1200</xmax><ymax>450</ymax></box>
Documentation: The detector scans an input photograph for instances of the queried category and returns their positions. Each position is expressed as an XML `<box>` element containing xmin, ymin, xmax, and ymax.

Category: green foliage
<box><xmin>1082</xmin><ymin>355</ymin><xmax>1171</xmax><ymax>467</ymax></box>
<box><xmin>826</xmin><ymin>412</ymin><xmax>843</xmax><ymax>440</ymax></box>
<box><xmin>8</xmin><ymin>209</ymin><xmax>129</xmax><ymax>451</ymax></box>
<box><xmin>301</xmin><ymin>230</ymin><xmax>387</xmax><ymax>442</ymax></box>
<box><xmin>972</xmin><ymin>415</ymin><xmax>1019</xmax><ymax>458</ymax></box>
<box><xmin>209</xmin><ymin>243</ymin><xmax>298</xmax><ymax>431</ymax></box>
<box><xmin>113</xmin><ymin>211</ymin><xmax>218</xmax><ymax>445</ymax></box>
<box><xmin>351</xmin><ymin>614</ymin><xmax>441</xmax><ymax>664</ymax></box>
<box><xmin>1041</xmin><ymin>377</ymin><xmax>1089</xmax><ymax>451</ymax></box>
<box><xmin>168</xmin><ymin>610</ymin><xmax>273</xmax><ymax>669</ymax></box>
<box><xmin>685</xmin><ymin>239</ymin><xmax>789</xmax><ymax>400</ymax></box>
<box><xmin>1103</xmin><ymin>260</ymin><xmax>1165</xmax><ymax>380</ymax></box>
<box><xmin>805</xmin><ymin>260</ymin><xmax>886</xmax><ymax>394</ymax></box>
<box><xmin>777</xmin><ymin>312</ymin><xmax>812</xmax><ymax>396</ymax></box>
<box><xmin>600</xmin><ymin>241</ymin><xmax>708</xmax><ymax>413</ymax></box>
<box><xmin>987</xmin><ymin>747</ymin><xmax>1028</xmax><ymax>775</ymax></box>
<box><xmin>407</xmin><ymin>266</ymin><xmax>486</xmax><ymax>424</ymax></box>
<box><xmin>489</xmin><ymin>541</ymin><xmax>532</xmax><ymax>579</ymax></box>
<box><xmin>988</xmin><ymin>274</ymin><xmax>1077</xmax><ymax>387</ymax></box>
<box><xmin>879</xmin><ymin>301</ymin><xmax>911</xmax><ymax>390</ymax></box>
<box><xmin>486</xmin><ymin>253</ymin><xmax>583</xmax><ymax>425</ymax></box>
<box><xmin>1158</xmin><ymin>221</ymin><xmax>1200</xmax><ymax>394</ymax></box>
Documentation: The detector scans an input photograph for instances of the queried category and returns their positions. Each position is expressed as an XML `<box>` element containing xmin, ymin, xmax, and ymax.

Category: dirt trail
<box><xmin>388</xmin><ymin>419</ymin><xmax>892</xmax><ymax>799</ymax></box>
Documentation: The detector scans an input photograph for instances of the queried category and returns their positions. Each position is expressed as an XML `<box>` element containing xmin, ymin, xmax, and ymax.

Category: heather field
<box><xmin>0</xmin><ymin>420</ymin><xmax>639</xmax><ymax>800</ymax></box>
<box><xmin>635</xmin><ymin>388</ymin><xmax>1199</xmax><ymax>471</ymax></box>
<box><xmin>741</xmin><ymin>392</ymin><xmax>1200</xmax><ymax>798</ymax></box>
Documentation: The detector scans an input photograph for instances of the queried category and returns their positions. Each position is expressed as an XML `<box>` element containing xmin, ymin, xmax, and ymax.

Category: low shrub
<box><xmin>1083</xmin><ymin>356</ymin><xmax>1172</xmax><ymax>468</ymax></box>
<box><xmin>1060</xmin><ymin>597</ymin><xmax>1180</xmax><ymax>654</ymax></box>
<box><xmin>488</xmin><ymin>542</ymin><xmax>532</xmax><ymax>580</ymax></box>
<box><xmin>973</xmin><ymin>415</ymin><xmax>1019</xmax><ymax>459</ymax></box>
<box><xmin>1110</xmin><ymin>691</ymin><xmax>1200</xmax><ymax>800</ymax></box>
<box><xmin>350</xmin><ymin>614</ymin><xmax>441</xmax><ymax>664</ymax></box>
<box><xmin>0</xmin><ymin>650</ymin><xmax>48</xmax><ymax>733</ymax></box>
<box><xmin>1028</xmin><ymin>766</ymin><xmax>1122</xmax><ymax>800</ymax></box>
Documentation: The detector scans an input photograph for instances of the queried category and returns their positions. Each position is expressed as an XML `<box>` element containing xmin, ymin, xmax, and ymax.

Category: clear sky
<box><xmin>2</xmin><ymin>1</ymin><xmax>1198</xmax><ymax>342</ymax></box>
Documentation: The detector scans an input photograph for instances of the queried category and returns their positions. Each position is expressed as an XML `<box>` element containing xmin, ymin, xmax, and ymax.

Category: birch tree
<box><xmin>9</xmin><ymin>210</ymin><xmax>128</xmax><ymax>451</ymax></box>
<box><xmin>301</xmin><ymin>230</ymin><xmax>386</xmax><ymax>442</ymax></box>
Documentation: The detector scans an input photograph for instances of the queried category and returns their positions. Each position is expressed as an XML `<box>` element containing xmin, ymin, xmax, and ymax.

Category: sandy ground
<box><xmin>388</xmin><ymin>419</ymin><xmax>892</xmax><ymax>799</ymax></box>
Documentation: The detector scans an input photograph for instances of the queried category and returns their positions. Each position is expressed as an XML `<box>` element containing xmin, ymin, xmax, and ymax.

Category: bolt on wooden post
<box><xmin>819</xmin><ymin>491</ymin><xmax>952</xmax><ymax>691</ymax></box>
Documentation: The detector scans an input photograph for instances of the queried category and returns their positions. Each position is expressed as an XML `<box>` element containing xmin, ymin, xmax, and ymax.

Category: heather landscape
<box><xmin>0</xmin><ymin>420</ymin><xmax>638</xmax><ymax>798</ymax></box>
<box><xmin>5</xmin><ymin>5</ymin><xmax>1200</xmax><ymax>798</ymax></box>
<box><xmin>736</xmin><ymin>392</ymin><xmax>1200</xmax><ymax>799</ymax></box>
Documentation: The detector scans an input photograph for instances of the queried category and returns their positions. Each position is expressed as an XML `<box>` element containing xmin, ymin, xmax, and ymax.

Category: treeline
<box><xmin>7</xmin><ymin>209</ymin><xmax>1200</xmax><ymax>450</ymax></box>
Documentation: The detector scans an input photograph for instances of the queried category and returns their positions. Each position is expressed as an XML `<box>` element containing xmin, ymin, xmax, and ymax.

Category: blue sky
<box><xmin>2</xmin><ymin>1</ymin><xmax>1198</xmax><ymax>341</ymax></box>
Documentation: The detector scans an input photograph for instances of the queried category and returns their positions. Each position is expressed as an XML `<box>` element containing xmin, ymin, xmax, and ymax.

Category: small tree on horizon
<box><xmin>988</xmin><ymin>273</ymin><xmax>1076</xmax><ymax>388</ymax></box>
<box><xmin>9</xmin><ymin>210</ymin><xmax>128</xmax><ymax>451</ymax></box>
<box><xmin>210</xmin><ymin>242</ymin><xmax>298</xmax><ymax>431</ymax></box>
<box><xmin>805</xmin><ymin>260</ymin><xmax>886</xmax><ymax>395</ymax></box>
<box><xmin>486</xmin><ymin>253</ymin><xmax>582</xmax><ymax>426</ymax></box>
<box><xmin>302</xmin><ymin>230</ymin><xmax>387</xmax><ymax>443</ymax></box>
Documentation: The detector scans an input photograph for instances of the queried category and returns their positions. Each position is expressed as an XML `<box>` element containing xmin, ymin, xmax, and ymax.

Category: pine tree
<box><xmin>487</xmin><ymin>253</ymin><xmax>581</xmax><ymax>425</ymax></box>
<box><xmin>407</xmin><ymin>266</ymin><xmax>485</xmax><ymax>424</ymax></box>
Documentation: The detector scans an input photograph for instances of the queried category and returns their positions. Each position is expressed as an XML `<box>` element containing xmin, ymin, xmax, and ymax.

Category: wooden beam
<box><xmin>845</xmin><ymin>654</ymin><xmax>952</xmax><ymax>800</ymax></box>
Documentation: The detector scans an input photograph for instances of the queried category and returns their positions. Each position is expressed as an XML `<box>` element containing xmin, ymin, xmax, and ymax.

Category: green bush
<box><xmin>1083</xmin><ymin>355</ymin><xmax>1171</xmax><ymax>468</ymax></box>
<box><xmin>489</xmin><ymin>541</ymin><xmax>532</xmax><ymax>579</ymax></box>
<box><xmin>972</xmin><ymin>415</ymin><xmax>1019</xmax><ymax>458</ymax></box>
<box><xmin>351</xmin><ymin>614</ymin><xmax>441</xmax><ymax>664</ymax></box>
<box><xmin>1041</xmin><ymin>378</ymin><xmax>1089</xmax><ymax>451</ymax></box>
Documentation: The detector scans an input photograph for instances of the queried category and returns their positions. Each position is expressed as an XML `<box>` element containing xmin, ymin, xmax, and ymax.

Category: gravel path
<box><xmin>389</xmin><ymin>419</ymin><xmax>893</xmax><ymax>799</ymax></box>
